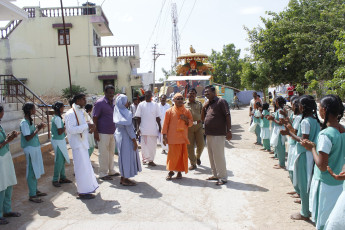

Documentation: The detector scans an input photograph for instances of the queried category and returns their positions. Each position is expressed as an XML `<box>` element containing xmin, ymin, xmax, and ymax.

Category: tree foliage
<box><xmin>209</xmin><ymin>44</ymin><xmax>242</xmax><ymax>89</ymax></box>
<box><xmin>241</xmin><ymin>60</ymin><xmax>271</xmax><ymax>92</ymax></box>
<box><xmin>61</xmin><ymin>84</ymin><xmax>87</xmax><ymax>99</ymax></box>
<box><xmin>246</xmin><ymin>0</ymin><xmax>345</xmax><ymax>85</ymax></box>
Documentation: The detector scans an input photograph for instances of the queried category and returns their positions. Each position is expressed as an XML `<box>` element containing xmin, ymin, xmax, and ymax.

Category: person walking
<box><xmin>92</xmin><ymin>85</ymin><xmax>119</xmax><ymax>180</ymax></box>
<box><xmin>113</xmin><ymin>94</ymin><xmax>141</xmax><ymax>186</ymax></box>
<box><xmin>135</xmin><ymin>90</ymin><xmax>161</xmax><ymax>166</ymax></box>
<box><xmin>162</xmin><ymin>93</ymin><xmax>193</xmax><ymax>180</ymax></box>
<box><xmin>202</xmin><ymin>85</ymin><xmax>232</xmax><ymax>186</ymax></box>
<box><xmin>185</xmin><ymin>88</ymin><xmax>204</xmax><ymax>170</ymax></box>
<box><xmin>158</xmin><ymin>94</ymin><xmax>170</xmax><ymax>154</ymax></box>
<box><xmin>65</xmin><ymin>94</ymin><xmax>99</xmax><ymax>199</ymax></box>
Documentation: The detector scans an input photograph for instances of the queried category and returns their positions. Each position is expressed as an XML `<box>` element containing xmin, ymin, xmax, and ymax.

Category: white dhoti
<box><xmin>158</xmin><ymin>133</ymin><xmax>169</xmax><ymax>151</ymax></box>
<box><xmin>141</xmin><ymin>135</ymin><xmax>157</xmax><ymax>162</ymax></box>
<box><xmin>72</xmin><ymin>146</ymin><xmax>99</xmax><ymax>194</ymax></box>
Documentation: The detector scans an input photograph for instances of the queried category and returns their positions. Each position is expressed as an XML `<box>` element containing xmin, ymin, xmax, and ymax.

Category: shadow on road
<box><xmin>80</xmin><ymin>193</ymin><xmax>121</xmax><ymax>215</ymax></box>
<box><xmin>194</xmin><ymin>165</ymin><xmax>234</xmax><ymax>178</ymax></box>
<box><xmin>226</xmin><ymin>180</ymin><xmax>269</xmax><ymax>192</ymax></box>
<box><xmin>110</xmin><ymin>181</ymin><xmax>163</xmax><ymax>199</ymax></box>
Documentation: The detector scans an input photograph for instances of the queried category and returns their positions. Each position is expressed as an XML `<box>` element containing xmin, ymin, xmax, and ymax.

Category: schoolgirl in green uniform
<box><xmin>269</xmin><ymin>96</ymin><xmax>287</xmax><ymax>169</ymax></box>
<box><xmin>282</xmin><ymin>95</ymin><xmax>320</xmax><ymax>220</ymax></box>
<box><xmin>253</xmin><ymin>102</ymin><xmax>262</xmax><ymax>145</ymax></box>
<box><xmin>51</xmin><ymin>102</ymin><xmax>72</xmax><ymax>187</ymax></box>
<box><xmin>0</xmin><ymin>105</ymin><xmax>20</xmax><ymax>225</ymax></box>
<box><xmin>20</xmin><ymin>102</ymin><xmax>47</xmax><ymax>203</ymax></box>
<box><xmin>260</xmin><ymin>103</ymin><xmax>271</xmax><ymax>151</ymax></box>
<box><xmin>301</xmin><ymin>95</ymin><xmax>345</xmax><ymax>229</ymax></box>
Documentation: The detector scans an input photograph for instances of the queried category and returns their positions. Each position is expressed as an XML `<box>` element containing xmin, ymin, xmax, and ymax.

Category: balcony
<box><xmin>96</xmin><ymin>45</ymin><xmax>140</xmax><ymax>68</ymax></box>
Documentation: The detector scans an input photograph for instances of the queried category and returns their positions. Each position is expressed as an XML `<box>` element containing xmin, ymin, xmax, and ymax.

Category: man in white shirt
<box><xmin>65</xmin><ymin>94</ymin><xmax>99</xmax><ymax>199</ymax></box>
<box><xmin>135</xmin><ymin>90</ymin><xmax>161</xmax><ymax>166</ymax></box>
<box><xmin>158</xmin><ymin>94</ymin><xmax>170</xmax><ymax>154</ymax></box>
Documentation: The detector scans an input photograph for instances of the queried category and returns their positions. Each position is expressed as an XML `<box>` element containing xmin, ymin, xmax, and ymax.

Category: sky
<box><xmin>3</xmin><ymin>0</ymin><xmax>290</xmax><ymax>81</ymax></box>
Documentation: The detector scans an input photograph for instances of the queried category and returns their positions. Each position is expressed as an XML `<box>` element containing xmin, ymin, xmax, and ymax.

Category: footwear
<box><xmin>148</xmin><ymin>161</ymin><xmax>156</xmax><ymax>166</ymax></box>
<box><xmin>290</xmin><ymin>212</ymin><xmax>309</xmax><ymax>220</ymax></box>
<box><xmin>189</xmin><ymin>165</ymin><xmax>197</xmax><ymax>170</ymax></box>
<box><xmin>29</xmin><ymin>196</ymin><xmax>43</xmax><ymax>203</ymax></box>
<box><xmin>291</xmin><ymin>194</ymin><xmax>300</xmax><ymax>198</ymax></box>
<box><xmin>206</xmin><ymin>176</ymin><xmax>218</xmax><ymax>181</ymax></box>
<box><xmin>3</xmin><ymin>212</ymin><xmax>21</xmax><ymax>218</ymax></box>
<box><xmin>273</xmin><ymin>165</ymin><xmax>285</xmax><ymax>169</ymax></box>
<box><xmin>287</xmin><ymin>191</ymin><xmax>296</xmax><ymax>195</ymax></box>
<box><xmin>175</xmin><ymin>172</ymin><xmax>182</xmax><ymax>179</ymax></box>
<box><xmin>161</xmin><ymin>150</ymin><xmax>166</xmax><ymax>154</ymax></box>
<box><xmin>121</xmin><ymin>178</ymin><xmax>136</xmax><ymax>186</ymax></box>
<box><xmin>59</xmin><ymin>178</ymin><xmax>72</xmax><ymax>183</ymax></box>
<box><xmin>109</xmin><ymin>172</ymin><xmax>120</xmax><ymax>177</ymax></box>
<box><xmin>197</xmin><ymin>159</ymin><xmax>201</xmax><ymax>165</ymax></box>
<box><xmin>100</xmin><ymin>175</ymin><xmax>113</xmax><ymax>181</ymax></box>
<box><xmin>166</xmin><ymin>171</ymin><xmax>175</xmax><ymax>181</ymax></box>
<box><xmin>0</xmin><ymin>217</ymin><xmax>9</xmax><ymax>225</ymax></box>
<box><xmin>52</xmin><ymin>181</ymin><xmax>61</xmax><ymax>187</ymax></box>
<box><xmin>36</xmin><ymin>191</ymin><xmax>47</xmax><ymax>196</ymax></box>
<box><xmin>77</xmin><ymin>194</ymin><xmax>96</xmax><ymax>200</ymax></box>
<box><xmin>216</xmin><ymin>180</ymin><xmax>227</xmax><ymax>186</ymax></box>
<box><xmin>142</xmin><ymin>161</ymin><xmax>148</xmax><ymax>165</ymax></box>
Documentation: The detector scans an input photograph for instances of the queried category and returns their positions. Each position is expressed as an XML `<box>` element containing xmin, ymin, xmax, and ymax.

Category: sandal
<box><xmin>36</xmin><ymin>191</ymin><xmax>47</xmax><ymax>197</ymax></box>
<box><xmin>77</xmin><ymin>194</ymin><xmax>96</xmax><ymax>200</ymax></box>
<box><xmin>216</xmin><ymin>180</ymin><xmax>227</xmax><ymax>186</ymax></box>
<box><xmin>121</xmin><ymin>179</ymin><xmax>136</xmax><ymax>186</ymax></box>
<box><xmin>175</xmin><ymin>172</ymin><xmax>182</xmax><ymax>179</ymax></box>
<box><xmin>294</xmin><ymin>199</ymin><xmax>301</xmax><ymax>204</ymax></box>
<box><xmin>59</xmin><ymin>178</ymin><xmax>72</xmax><ymax>184</ymax></box>
<box><xmin>3</xmin><ymin>212</ymin><xmax>21</xmax><ymax>218</ymax></box>
<box><xmin>0</xmin><ymin>217</ymin><xmax>9</xmax><ymax>225</ymax></box>
<box><xmin>100</xmin><ymin>175</ymin><xmax>113</xmax><ymax>181</ymax></box>
<box><xmin>166</xmin><ymin>171</ymin><xmax>175</xmax><ymax>181</ymax></box>
<box><xmin>206</xmin><ymin>176</ymin><xmax>218</xmax><ymax>181</ymax></box>
<box><xmin>29</xmin><ymin>196</ymin><xmax>43</xmax><ymax>203</ymax></box>
<box><xmin>52</xmin><ymin>181</ymin><xmax>61</xmax><ymax>187</ymax></box>
<box><xmin>287</xmin><ymin>191</ymin><xmax>296</xmax><ymax>195</ymax></box>
<box><xmin>109</xmin><ymin>173</ymin><xmax>120</xmax><ymax>177</ymax></box>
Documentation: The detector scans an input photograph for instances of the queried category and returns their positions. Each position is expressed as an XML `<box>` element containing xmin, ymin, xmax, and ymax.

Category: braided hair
<box><xmin>22</xmin><ymin>102</ymin><xmax>35</xmax><ymax>125</ymax></box>
<box><xmin>276</xmin><ymin>96</ymin><xmax>286</xmax><ymax>109</ymax></box>
<box><xmin>52</xmin><ymin>101</ymin><xmax>64</xmax><ymax>119</ymax></box>
<box><xmin>291</xmin><ymin>96</ymin><xmax>300</xmax><ymax>115</ymax></box>
<box><xmin>299</xmin><ymin>95</ymin><xmax>320</xmax><ymax>124</ymax></box>
<box><xmin>320</xmin><ymin>95</ymin><xmax>344</xmax><ymax>130</ymax></box>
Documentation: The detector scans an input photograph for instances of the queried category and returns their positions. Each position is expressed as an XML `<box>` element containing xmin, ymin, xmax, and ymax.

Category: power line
<box><xmin>142</xmin><ymin>0</ymin><xmax>167</xmax><ymax>57</ymax></box>
<box><xmin>180</xmin><ymin>0</ymin><xmax>196</xmax><ymax>34</ymax></box>
<box><xmin>178</xmin><ymin>0</ymin><xmax>186</xmax><ymax>16</ymax></box>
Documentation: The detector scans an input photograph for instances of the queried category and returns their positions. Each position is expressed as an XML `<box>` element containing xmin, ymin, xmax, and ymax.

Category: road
<box><xmin>7</xmin><ymin>106</ymin><xmax>314</xmax><ymax>230</ymax></box>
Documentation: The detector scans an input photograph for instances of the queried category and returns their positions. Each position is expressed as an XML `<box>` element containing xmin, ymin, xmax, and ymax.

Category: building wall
<box><xmin>0</xmin><ymin>10</ymin><xmax>140</xmax><ymax>100</ymax></box>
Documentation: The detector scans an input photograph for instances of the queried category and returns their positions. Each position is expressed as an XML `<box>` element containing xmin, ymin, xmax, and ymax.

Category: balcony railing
<box><xmin>96</xmin><ymin>45</ymin><xmax>138</xmax><ymax>57</ymax></box>
<box><xmin>0</xmin><ymin>75</ymin><xmax>50</xmax><ymax>138</ymax></box>
<box><xmin>40</xmin><ymin>6</ymin><xmax>97</xmax><ymax>17</ymax></box>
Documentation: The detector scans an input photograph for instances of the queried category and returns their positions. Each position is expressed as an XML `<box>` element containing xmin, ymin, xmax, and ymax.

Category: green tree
<box><xmin>246</xmin><ymin>0</ymin><xmax>345</xmax><ymax>85</ymax></box>
<box><xmin>241</xmin><ymin>60</ymin><xmax>271</xmax><ymax>101</ymax></box>
<box><xmin>209</xmin><ymin>44</ymin><xmax>242</xmax><ymax>89</ymax></box>
<box><xmin>61</xmin><ymin>84</ymin><xmax>87</xmax><ymax>99</ymax></box>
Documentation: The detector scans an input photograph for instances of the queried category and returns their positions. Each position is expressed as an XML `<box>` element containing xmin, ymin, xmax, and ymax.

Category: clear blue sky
<box><xmin>4</xmin><ymin>0</ymin><xmax>290</xmax><ymax>80</ymax></box>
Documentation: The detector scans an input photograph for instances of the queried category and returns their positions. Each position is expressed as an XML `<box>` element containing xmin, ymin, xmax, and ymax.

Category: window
<box><xmin>93</xmin><ymin>30</ymin><xmax>101</xmax><ymax>46</ymax></box>
<box><xmin>58</xmin><ymin>29</ymin><xmax>70</xmax><ymax>45</ymax></box>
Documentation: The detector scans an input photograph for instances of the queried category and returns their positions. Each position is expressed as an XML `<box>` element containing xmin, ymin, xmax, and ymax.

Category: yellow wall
<box><xmin>0</xmin><ymin>7</ymin><xmax>141</xmax><ymax>100</ymax></box>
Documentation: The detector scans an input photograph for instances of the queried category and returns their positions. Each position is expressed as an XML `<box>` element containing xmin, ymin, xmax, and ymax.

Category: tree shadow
<box><xmin>80</xmin><ymin>193</ymin><xmax>121</xmax><ymax>215</ymax></box>
<box><xmin>110</xmin><ymin>181</ymin><xmax>162</xmax><ymax>199</ymax></box>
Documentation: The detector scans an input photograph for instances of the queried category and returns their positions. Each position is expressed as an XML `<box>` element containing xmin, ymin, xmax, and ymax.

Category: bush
<box><xmin>61</xmin><ymin>84</ymin><xmax>87</xmax><ymax>99</ymax></box>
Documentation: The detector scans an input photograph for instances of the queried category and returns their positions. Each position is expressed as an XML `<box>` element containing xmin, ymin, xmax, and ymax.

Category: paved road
<box><xmin>7</xmin><ymin>106</ymin><xmax>314</xmax><ymax>230</ymax></box>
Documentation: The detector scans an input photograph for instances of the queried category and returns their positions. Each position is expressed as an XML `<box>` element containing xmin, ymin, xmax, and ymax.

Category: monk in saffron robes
<box><xmin>162</xmin><ymin>93</ymin><xmax>193</xmax><ymax>180</ymax></box>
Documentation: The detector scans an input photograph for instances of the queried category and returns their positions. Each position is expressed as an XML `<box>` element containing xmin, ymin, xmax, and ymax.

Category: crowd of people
<box><xmin>0</xmin><ymin>84</ymin><xmax>232</xmax><ymax>225</ymax></box>
<box><xmin>249</xmin><ymin>91</ymin><xmax>345</xmax><ymax>229</ymax></box>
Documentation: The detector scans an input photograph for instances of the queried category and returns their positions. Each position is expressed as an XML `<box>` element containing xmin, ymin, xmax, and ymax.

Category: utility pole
<box><xmin>171</xmin><ymin>2</ymin><xmax>180</xmax><ymax>70</ymax></box>
<box><xmin>152</xmin><ymin>44</ymin><xmax>165</xmax><ymax>91</ymax></box>
<box><xmin>60</xmin><ymin>0</ymin><xmax>73</xmax><ymax>96</ymax></box>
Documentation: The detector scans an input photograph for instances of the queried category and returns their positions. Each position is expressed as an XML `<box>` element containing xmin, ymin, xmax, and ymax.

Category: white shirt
<box><xmin>130</xmin><ymin>104</ymin><xmax>138</xmax><ymax>118</ymax></box>
<box><xmin>65</xmin><ymin>108</ymin><xmax>89</xmax><ymax>150</ymax></box>
<box><xmin>135</xmin><ymin>101</ymin><xmax>160</xmax><ymax>136</ymax></box>
<box><xmin>158</xmin><ymin>103</ymin><xmax>170</xmax><ymax>124</ymax></box>
<box><xmin>250</xmin><ymin>98</ymin><xmax>263</xmax><ymax>110</ymax></box>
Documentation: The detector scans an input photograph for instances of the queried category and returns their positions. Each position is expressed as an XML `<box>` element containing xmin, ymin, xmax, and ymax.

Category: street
<box><xmin>7</xmin><ymin>106</ymin><xmax>314</xmax><ymax>230</ymax></box>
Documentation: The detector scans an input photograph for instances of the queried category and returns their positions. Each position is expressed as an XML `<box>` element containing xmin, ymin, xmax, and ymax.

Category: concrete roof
<box><xmin>0</xmin><ymin>0</ymin><xmax>28</xmax><ymax>21</ymax></box>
